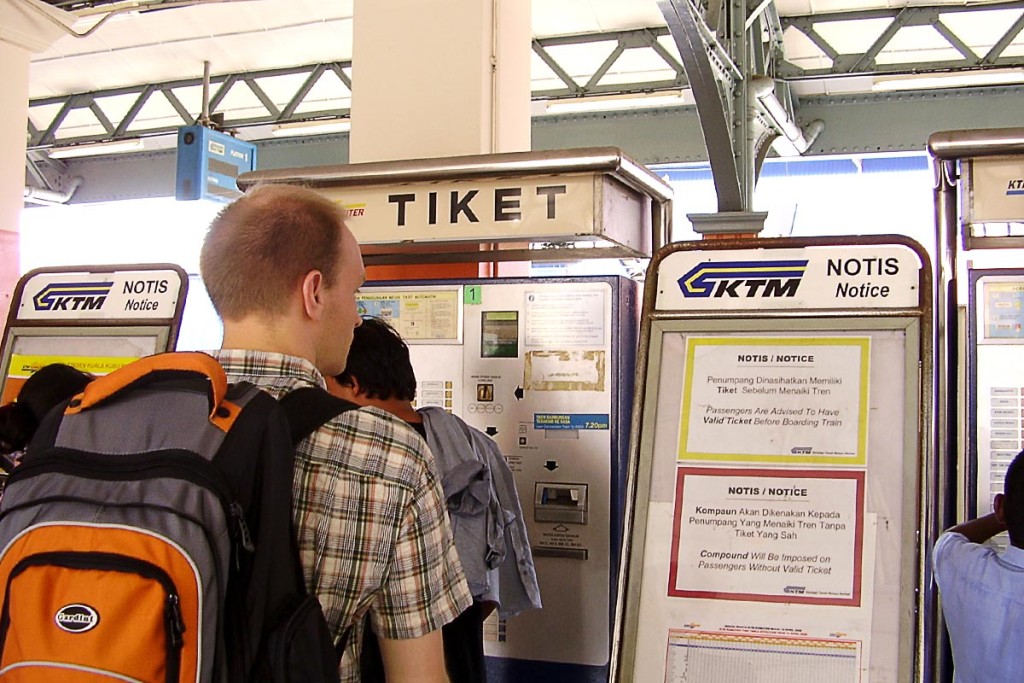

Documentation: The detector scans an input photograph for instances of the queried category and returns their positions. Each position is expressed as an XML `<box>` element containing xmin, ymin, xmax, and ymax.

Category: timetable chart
<box><xmin>664</xmin><ymin>631</ymin><xmax>859</xmax><ymax>683</ymax></box>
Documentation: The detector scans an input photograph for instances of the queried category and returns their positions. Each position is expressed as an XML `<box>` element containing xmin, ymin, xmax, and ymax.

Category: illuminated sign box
<box><xmin>175</xmin><ymin>125</ymin><xmax>257</xmax><ymax>203</ymax></box>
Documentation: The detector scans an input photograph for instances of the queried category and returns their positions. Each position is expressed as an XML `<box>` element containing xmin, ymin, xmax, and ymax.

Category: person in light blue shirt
<box><xmin>933</xmin><ymin>448</ymin><xmax>1024</xmax><ymax>683</ymax></box>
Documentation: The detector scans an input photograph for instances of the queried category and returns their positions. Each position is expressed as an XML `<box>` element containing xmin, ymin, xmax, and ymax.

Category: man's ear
<box><xmin>995</xmin><ymin>492</ymin><xmax>1006</xmax><ymax>524</ymax></box>
<box><xmin>325</xmin><ymin>374</ymin><xmax>363</xmax><ymax>402</ymax></box>
<box><xmin>343</xmin><ymin>375</ymin><xmax>362</xmax><ymax>396</ymax></box>
<box><xmin>301</xmin><ymin>270</ymin><xmax>325</xmax><ymax>320</ymax></box>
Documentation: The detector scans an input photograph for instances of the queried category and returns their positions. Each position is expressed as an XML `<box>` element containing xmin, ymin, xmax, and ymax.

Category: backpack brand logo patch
<box><xmin>55</xmin><ymin>604</ymin><xmax>99</xmax><ymax>633</ymax></box>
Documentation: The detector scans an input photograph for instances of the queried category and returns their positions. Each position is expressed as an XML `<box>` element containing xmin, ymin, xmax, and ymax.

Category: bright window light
<box><xmin>544</xmin><ymin>91</ymin><xmax>691</xmax><ymax>115</ymax></box>
<box><xmin>271</xmin><ymin>119</ymin><xmax>351</xmax><ymax>136</ymax></box>
<box><xmin>19</xmin><ymin>197</ymin><xmax>225</xmax><ymax>350</ymax></box>
<box><xmin>48</xmin><ymin>139</ymin><xmax>146</xmax><ymax>159</ymax></box>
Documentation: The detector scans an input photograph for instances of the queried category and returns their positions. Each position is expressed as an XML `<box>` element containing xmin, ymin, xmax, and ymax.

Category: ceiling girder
<box><xmin>659</xmin><ymin>0</ymin><xmax>745</xmax><ymax>211</ymax></box>
<box><xmin>779</xmin><ymin>1</ymin><xmax>1024</xmax><ymax>78</ymax></box>
<box><xmin>659</xmin><ymin>0</ymin><xmax>792</xmax><ymax>212</ymax></box>
<box><xmin>25</xmin><ymin>2</ymin><xmax>1024</xmax><ymax>153</ymax></box>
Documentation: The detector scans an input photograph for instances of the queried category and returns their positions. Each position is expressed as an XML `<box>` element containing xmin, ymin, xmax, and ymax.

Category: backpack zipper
<box><xmin>6</xmin><ymin>448</ymin><xmax>255</xmax><ymax>556</ymax></box>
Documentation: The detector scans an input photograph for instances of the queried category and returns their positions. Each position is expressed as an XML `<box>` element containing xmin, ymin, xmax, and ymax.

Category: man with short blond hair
<box><xmin>200</xmin><ymin>183</ymin><xmax>471</xmax><ymax>683</ymax></box>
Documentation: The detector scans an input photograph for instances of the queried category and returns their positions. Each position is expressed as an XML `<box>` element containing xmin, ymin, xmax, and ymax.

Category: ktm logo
<box><xmin>1007</xmin><ymin>179</ymin><xmax>1024</xmax><ymax>196</ymax></box>
<box><xmin>33</xmin><ymin>281</ymin><xmax>113</xmax><ymax>311</ymax></box>
<box><xmin>55</xmin><ymin>604</ymin><xmax>99</xmax><ymax>633</ymax></box>
<box><xmin>677</xmin><ymin>260</ymin><xmax>808</xmax><ymax>298</ymax></box>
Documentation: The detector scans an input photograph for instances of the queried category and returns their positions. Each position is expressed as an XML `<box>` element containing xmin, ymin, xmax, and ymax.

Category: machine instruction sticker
<box><xmin>524</xmin><ymin>350</ymin><xmax>605</xmax><ymax>391</ymax></box>
<box><xmin>356</xmin><ymin>289</ymin><xmax>462</xmax><ymax>341</ymax></box>
<box><xmin>680</xmin><ymin>337</ymin><xmax>870</xmax><ymax>464</ymax></box>
<box><xmin>668</xmin><ymin>467</ymin><xmax>864</xmax><ymax>606</ymax></box>
<box><xmin>981</xmin><ymin>280</ymin><xmax>1024</xmax><ymax>340</ymax></box>
<box><xmin>524</xmin><ymin>289</ymin><xmax>606</xmax><ymax>347</ymax></box>
<box><xmin>534</xmin><ymin>413</ymin><xmax>610</xmax><ymax>430</ymax></box>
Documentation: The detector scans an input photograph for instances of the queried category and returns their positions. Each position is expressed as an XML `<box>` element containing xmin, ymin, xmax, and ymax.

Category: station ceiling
<box><xmin>23</xmin><ymin>0</ymin><xmax>1024</xmax><ymax>160</ymax></box>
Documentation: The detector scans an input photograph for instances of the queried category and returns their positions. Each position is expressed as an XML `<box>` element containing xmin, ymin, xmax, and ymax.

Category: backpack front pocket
<box><xmin>0</xmin><ymin>524</ymin><xmax>203</xmax><ymax>683</ymax></box>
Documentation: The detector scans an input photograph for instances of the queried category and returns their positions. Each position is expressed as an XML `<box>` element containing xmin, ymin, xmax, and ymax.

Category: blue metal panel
<box><xmin>175</xmin><ymin>125</ymin><xmax>257</xmax><ymax>202</ymax></box>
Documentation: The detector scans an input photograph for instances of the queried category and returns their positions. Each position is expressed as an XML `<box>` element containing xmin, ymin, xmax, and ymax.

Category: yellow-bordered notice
<box><xmin>679</xmin><ymin>337</ymin><xmax>870</xmax><ymax>465</ymax></box>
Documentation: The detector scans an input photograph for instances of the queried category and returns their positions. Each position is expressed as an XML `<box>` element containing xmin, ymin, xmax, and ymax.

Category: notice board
<box><xmin>0</xmin><ymin>264</ymin><xmax>188</xmax><ymax>403</ymax></box>
<box><xmin>612</xmin><ymin>236</ymin><xmax>933</xmax><ymax>683</ymax></box>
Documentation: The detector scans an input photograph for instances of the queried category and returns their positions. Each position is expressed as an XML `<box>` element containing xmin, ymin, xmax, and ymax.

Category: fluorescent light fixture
<box><xmin>48</xmin><ymin>138</ymin><xmax>145</xmax><ymax>159</ymax></box>
<box><xmin>873</xmin><ymin>69</ymin><xmax>1024</xmax><ymax>92</ymax></box>
<box><xmin>545</xmin><ymin>91</ymin><xmax>690</xmax><ymax>115</ymax></box>
<box><xmin>271</xmin><ymin>119</ymin><xmax>351</xmax><ymax>137</ymax></box>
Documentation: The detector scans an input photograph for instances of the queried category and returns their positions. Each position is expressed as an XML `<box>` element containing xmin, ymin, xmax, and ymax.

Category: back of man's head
<box><xmin>200</xmin><ymin>183</ymin><xmax>344</xmax><ymax>321</ymax></box>
<box><xmin>336</xmin><ymin>317</ymin><xmax>417</xmax><ymax>401</ymax></box>
<box><xmin>1003</xmin><ymin>449</ymin><xmax>1024</xmax><ymax>546</ymax></box>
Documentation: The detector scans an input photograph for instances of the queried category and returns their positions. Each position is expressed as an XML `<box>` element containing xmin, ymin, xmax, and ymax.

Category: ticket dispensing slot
<box><xmin>535</xmin><ymin>483</ymin><xmax>588</xmax><ymax>524</ymax></box>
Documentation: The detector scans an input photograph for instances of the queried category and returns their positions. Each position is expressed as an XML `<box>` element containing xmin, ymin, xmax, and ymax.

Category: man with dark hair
<box><xmin>200</xmin><ymin>184</ymin><xmax>471</xmax><ymax>683</ymax></box>
<box><xmin>330</xmin><ymin>316</ymin><xmax>542</xmax><ymax>683</ymax></box>
<box><xmin>933</xmin><ymin>448</ymin><xmax>1024</xmax><ymax>682</ymax></box>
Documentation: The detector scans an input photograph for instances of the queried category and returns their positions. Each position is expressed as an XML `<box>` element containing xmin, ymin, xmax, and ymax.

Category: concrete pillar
<box><xmin>350</xmin><ymin>0</ymin><xmax>532</xmax><ymax>278</ymax></box>
<box><xmin>350</xmin><ymin>0</ymin><xmax>531</xmax><ymax>163</ymax></box>
<box><xmin>0</xmin><ymin>0</ymin><xmax>73</xmax><ymax>316</ymax></box>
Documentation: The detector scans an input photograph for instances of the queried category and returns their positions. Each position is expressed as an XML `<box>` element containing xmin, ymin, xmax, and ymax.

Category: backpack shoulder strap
<box><xmin>278</xmin><ymin>385</ymin><xmax>360</xmax><ymax>660</ymax></box>
<box><xmin>278</xmin><ymin>386</ymin><xmax>360</xmax><ymax>446</ymax></box>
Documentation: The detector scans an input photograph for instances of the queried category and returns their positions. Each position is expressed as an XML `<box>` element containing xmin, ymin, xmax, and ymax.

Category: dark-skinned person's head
<box><xmin>0</xmin><ymin>364</ymin><xmax>93</xmax><ymax>455</ymax></box>
<box><xmin>996</xmin><ymin>449</ymin><xmax>1024</xmax><ymax>548</ymax></box>
<box><xmin>334</xmin><ymin>316</ymin><xmax>417</xmax><ymax>402</ymax></box>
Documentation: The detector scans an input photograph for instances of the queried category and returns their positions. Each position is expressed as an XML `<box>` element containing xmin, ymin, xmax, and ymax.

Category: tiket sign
<box><xmin>969</xmin><ymin>157</ymin><xmax>1024</xmax><ymax>223</ymax></box>
<box><xmin>320</xmin><ymin>175</ymin><xmax>596</xmax><ymax>244</ymax></box>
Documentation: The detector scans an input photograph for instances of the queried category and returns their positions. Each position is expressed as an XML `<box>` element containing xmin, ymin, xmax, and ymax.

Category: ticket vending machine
<box><xmin>358</xmin><ymin>274</ymin><xmax>638</xmax><ymax>682</ymax></box>
<box><xmin>967</xmin><ymin>271</ymin><xmax>1024</xmax><ymax>541</ymax></box>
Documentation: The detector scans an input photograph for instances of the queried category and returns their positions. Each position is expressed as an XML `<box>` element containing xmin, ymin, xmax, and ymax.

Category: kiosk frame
<box><xmin>612</xmin><ymin>235</ymin><xmax>934</xmax><ymax>683</ymax></box>
<box><xmin>0</xmin><ymin>263</ymin><xmax>188</xmax><ymax>403</ymax></box>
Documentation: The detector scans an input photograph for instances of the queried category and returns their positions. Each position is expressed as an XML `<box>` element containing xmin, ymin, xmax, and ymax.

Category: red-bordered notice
<box><xmin>668</xmin><ymin>467</ymin><xmax>865</xmax><ymax>606</ymax></box>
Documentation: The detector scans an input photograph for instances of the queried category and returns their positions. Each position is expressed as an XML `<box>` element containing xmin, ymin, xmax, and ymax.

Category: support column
<box><xmin>351</xmin><ymin>0</ymin><xmax>532</xmax><ymax>278</ymax></box>
<box><xmin>0</xmin><ymin>40</ymin><xmax>30</xmax><ymax>315</ymax></box>
<box><xmin>0</xmin><ymin>0</ymin><xmax>73</xmax><ymax>318</ymax></box>
<box><xmin>350</xmin><ymin>0</ymin><xmax>531</xmax><ymax>163</ymax></box>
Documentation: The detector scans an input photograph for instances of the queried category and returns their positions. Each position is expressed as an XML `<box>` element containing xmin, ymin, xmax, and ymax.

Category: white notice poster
<box><xmin>680</xmin><ymin>337</ymin><xmax>870</xmax><ymax>465</ymax></box>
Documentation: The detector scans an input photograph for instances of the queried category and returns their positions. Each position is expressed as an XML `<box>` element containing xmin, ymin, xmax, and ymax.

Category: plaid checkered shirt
<box><xmin>211</xmin><ymin>349</ymin><xmax>472</xmax><ymax>682</ymax></box>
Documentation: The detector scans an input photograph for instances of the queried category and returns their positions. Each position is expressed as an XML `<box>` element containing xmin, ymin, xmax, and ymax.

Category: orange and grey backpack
<box><xmin>0</xmin><ymin>352</ymin><xmax>357</xmax><ymax>682</ymax></box>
